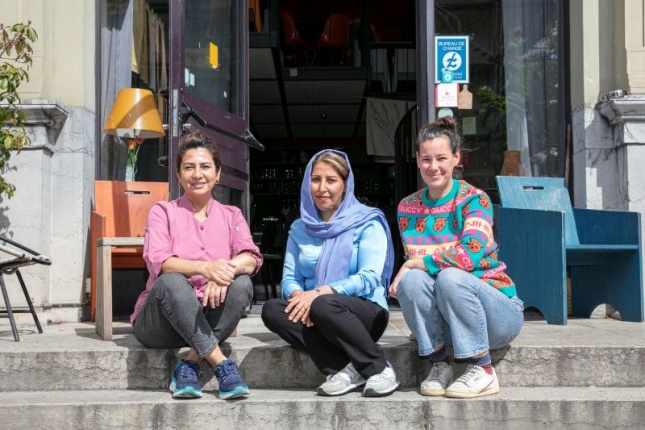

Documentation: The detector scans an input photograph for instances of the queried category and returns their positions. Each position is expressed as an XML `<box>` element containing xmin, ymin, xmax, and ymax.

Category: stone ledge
<box><xmin>2</xmin><ymin>388</ymin><xmax>645</xmax><ymax>430</ymax></box>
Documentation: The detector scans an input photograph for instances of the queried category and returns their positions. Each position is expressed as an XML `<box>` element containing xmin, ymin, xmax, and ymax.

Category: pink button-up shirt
<box><xmin>131</xmin><ymin>196</ymin><xmax>262</xmax><ymax>323</ymax></box>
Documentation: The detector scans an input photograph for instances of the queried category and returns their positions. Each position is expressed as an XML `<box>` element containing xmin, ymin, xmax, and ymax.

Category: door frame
<box><xmin>168</xmin><ymin>0</ymin><xmax>251</xmax><ymax>202</ymax></box>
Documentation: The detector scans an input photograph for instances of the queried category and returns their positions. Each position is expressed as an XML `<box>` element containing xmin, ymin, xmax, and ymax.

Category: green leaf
<box><xmin>0</xmin><ymin>21</ymin><xmax>37</xmax><ymax>199</ymax></box>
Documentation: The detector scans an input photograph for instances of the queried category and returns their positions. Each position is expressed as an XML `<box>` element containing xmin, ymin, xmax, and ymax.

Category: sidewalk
<box><xmin>2</xmin><ymin>301</ymin><xmax>644</xmax><ymax>350</ymax></box>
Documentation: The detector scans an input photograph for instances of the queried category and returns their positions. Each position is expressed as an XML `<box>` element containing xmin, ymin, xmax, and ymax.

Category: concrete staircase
<box><xmin>1</xmin><ymin>305</ymin><xmax>645</xmax><ymax>429</ymax></box>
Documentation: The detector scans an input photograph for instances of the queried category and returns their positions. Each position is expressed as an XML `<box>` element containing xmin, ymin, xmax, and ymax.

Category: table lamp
<box><xmin>103</xmin><ymin>88</ymin><xmax>165</xmax><ymax>180</ymax></box>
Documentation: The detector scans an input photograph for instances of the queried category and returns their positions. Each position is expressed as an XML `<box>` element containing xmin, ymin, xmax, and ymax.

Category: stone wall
<box><xmin>1</xmin><ymin>101</ymin><xmax>94</xmax><ymax>322</ymax></box>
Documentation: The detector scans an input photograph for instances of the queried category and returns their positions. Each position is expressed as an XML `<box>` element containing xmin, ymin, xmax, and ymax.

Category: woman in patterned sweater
<box><xmin>389</xmin><ymin>116</ymin><xmax>524</xmax><ymax>399</ymax></box>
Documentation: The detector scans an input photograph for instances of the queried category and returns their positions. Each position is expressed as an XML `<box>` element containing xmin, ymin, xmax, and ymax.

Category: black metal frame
<box><xmin>0</xmin><ymin>236</ymin><xmax>51</xmax><ymax>341</ymax></box>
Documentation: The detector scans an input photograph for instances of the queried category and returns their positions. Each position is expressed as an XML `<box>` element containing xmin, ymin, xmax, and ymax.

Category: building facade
<box><xmin>1</xmin><ymin>0</ymin><xmax>643</xmax><ymax>322</ymax></box>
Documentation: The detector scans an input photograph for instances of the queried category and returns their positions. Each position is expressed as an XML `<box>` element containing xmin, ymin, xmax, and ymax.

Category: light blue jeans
<box><xmin>397</xmin><ymin>267</ymin><xmax>524</xmax><ymax>359</ymax></box>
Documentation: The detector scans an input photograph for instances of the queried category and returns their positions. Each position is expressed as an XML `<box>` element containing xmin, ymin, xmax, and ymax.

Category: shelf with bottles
<box><xmin>251</xmin><ymin>165</ymin><xmax>305</xmax><ymax>181</ymax></box>
<box><xmin>352</xmin><ymin>163</ymin><xmax>396</xmax><ymax>196</ymax></box>
<box><xmin>250</xmin><ymin>196</ymin><xmax>300</xmax><ymax>234</ymax></box>
<box><xmin>250</xmin><ymin>180</ymin><xmax>300</xmax><ymax>195</ymax></box>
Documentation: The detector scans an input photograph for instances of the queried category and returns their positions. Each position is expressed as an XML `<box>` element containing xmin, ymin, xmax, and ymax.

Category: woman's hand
<box><xmin>202</xmin><ymin>280</ymin><xmax>228</xmax><ymax>308</ymax></box>
<box><xmin>200</xmin><ymin>259</ymin><xmax>237</xmax><ymax>286</ymax></box>
<box><xmin>388</xmin><ymin>266</ymin><xmax>408</xmax><ymax>299</ymax></box>
<box><xmin>285</xmin><ymin>289</ymin><xmax>320</xmax><ymax>325</ymax></box>
<box><xmin>389</xmin><ymin>260</ymin><xmax>425</xmax><ymax>299</ymax></box>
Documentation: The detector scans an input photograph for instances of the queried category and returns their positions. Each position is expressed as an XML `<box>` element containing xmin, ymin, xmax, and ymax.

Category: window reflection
<box><xmin>184</xmin><ymin>0</ymin><xmax>242</xmax><ymax>116</ymax></box>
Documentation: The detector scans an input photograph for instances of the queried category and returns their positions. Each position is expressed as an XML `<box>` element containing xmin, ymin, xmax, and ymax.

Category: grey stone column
<box><xmin>596</xmin><ymin>94</ymin><xmax>645</xmax><ymax>316</ymax></box>
<box><xmin>1</xmin><ymin>100</ymin><xmax>94</xmax><ymax>322</ymax></box>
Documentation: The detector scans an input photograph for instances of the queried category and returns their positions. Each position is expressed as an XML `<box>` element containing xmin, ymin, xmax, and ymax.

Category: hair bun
<box><xmin>436</xmin><ymin>116</ymin><xmax>457</xmax><ymax>130</ymax></box>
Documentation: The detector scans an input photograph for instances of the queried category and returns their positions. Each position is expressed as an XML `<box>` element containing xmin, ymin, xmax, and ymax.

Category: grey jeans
<box><xmin>133</xmin><ymin>272</ymin><xmax>253</xmax><ymax>358</ymax></box>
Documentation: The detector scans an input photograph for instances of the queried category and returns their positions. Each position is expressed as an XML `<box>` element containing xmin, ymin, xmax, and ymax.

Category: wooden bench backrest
<box><xmin>94</xmin><ymin>180</ymin><xmax>169</xmax><ymax>238</ymax></box>
<box><xmin>90</xmin><ymin>180</ymin><xmax>168</xmax><ymax>321</ymax></box>
<box><xmin>496</xmin><ymin>176</ymin><xmax>579</xmax><ymax>246</ymax></box>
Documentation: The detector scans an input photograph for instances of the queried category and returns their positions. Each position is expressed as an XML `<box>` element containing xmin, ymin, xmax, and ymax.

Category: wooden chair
<box><xmin>495</xmin><ymin>176</ymin><xmax>643</xmax><ymax>325</ymax></box>
<box><xmin>91</xmin><ymin>180</ymin><xmax>168</xmax><ymax>340</ymax></box>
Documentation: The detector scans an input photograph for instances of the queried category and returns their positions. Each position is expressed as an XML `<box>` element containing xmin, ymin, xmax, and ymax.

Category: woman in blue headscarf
<box><xmin>261</xmin><ymin>149</ymin><xmax>399</xmax><ymax>397</ymax></box>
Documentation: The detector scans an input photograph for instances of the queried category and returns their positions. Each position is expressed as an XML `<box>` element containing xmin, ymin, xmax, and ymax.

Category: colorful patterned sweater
<box><xmin>397</xmin><ymin>179</ymin><xmax>516</xmax><ymax>297</ymax></box>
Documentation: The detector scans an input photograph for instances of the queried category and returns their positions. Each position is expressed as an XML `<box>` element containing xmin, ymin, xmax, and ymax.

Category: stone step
<box><xmin>2</xmin><ymin>312</ymin><xmax>645</xmax><ymax>392</ymax></box>
<box><xmin>1</xmin><ymin>387</ymin><xmax>645</xmax><ymax>430</ymax></box>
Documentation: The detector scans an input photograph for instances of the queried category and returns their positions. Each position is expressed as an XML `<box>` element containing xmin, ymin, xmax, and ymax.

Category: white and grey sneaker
<box><xmin>420</xmin><ymin>361</ymin><xmax>454</xmax><ymax>396</ymax></box>
<box><xmin>362</xmin><ymin>361</ymin><xmax>400</xmax><ymax>397</ymax></box>
<box><xmin>317</xmin><ymin>362</ymin><xmax>366</xmax><ymax>396</ymax></box>
<box><xmin>445</xmin><ymin>364</ymin><xmax>500</xmax><ymax>399</ymax></box>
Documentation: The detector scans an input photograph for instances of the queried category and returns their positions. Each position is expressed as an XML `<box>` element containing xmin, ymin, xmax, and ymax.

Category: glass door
<box><xmin>168</xmin><ymin>0</ymin><xmax>250</xmax><ymax>207</ymax></box>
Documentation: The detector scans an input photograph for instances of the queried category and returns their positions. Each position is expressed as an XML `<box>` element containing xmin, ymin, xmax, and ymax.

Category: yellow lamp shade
<box><xmin>104</xmin><ymin>88</ymin><xmax>165</xmax><ymax>138</ymax></box>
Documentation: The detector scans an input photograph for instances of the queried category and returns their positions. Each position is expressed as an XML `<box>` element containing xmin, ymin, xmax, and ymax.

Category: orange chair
<box><xmin>249</xmin><ymin>0</ymin><xmax>262</xmax><ymax>32</ymax></box>
<box><xmin>280</xmin><ymin>10</ymin><xmax>310</xmax><ymax>66</ymax></box>
<box><xmin>316</xmin><ymin>13</ymin><xmax>350</xmax><ymax>66</ymax></box>
<box><xmin>91</xmin><ymin>180</ymin><xmax>168</xmax><ymax>340</ymax></box>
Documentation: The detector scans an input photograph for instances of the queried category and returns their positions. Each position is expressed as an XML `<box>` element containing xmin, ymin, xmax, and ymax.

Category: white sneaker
<box><xmin>362</xmin><ymin>361</ymin><xmax>400</xmax><ymax>397</ymax></box>
<box><xmin>445</xmin><ymin>365</ymin><xmax>500</xmax><ymax>399</ymax></box>
<box><xmin>420</xmin><ymin>361</ymin><xmax>453</xmax><ymax>396</ymax></box>
<box><xmin>317</xmin><ymin>362</ymin><xmax>366</xmax><ymax>396</ymax></box>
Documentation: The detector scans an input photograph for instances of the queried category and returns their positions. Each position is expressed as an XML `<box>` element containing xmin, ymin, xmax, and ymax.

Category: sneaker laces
<box><xmin>428</xmin><ymin>363</ymin><xmax>446</xmax><ymax>380</ymax></box>
<box><xmin>217</xmin><ymin>360</ymin><xmax>238</xmax><ymax>382</ymax></box>
<box><xmin>457</xmin><ymin>365</ymin><xmax>485</xmax><ymax>385</ymax></box>
<box><xmin>179</xmin><ymin>361</ymin><xmax>200</xmax><ymax>380</ymax></box>
<box><xmin>369</xmin><ymin>365</ymin><xmax>394</xmax><ymax>383</ymax></box>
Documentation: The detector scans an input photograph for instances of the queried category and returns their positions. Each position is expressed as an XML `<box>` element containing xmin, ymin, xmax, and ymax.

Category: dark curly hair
<box><xmin>176</xmin><ymin>130</ymin><xmax>222</xmax><ymax>172</ymax></box>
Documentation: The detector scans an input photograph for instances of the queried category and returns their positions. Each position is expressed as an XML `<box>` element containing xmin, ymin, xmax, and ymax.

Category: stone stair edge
<box><xmin>2</xmin><ymin>388</ymin><xmax>645</xmax><ymax>430</ymax></box>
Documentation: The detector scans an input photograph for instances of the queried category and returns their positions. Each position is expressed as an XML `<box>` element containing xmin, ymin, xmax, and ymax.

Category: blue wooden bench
<box><xmin>495</xmin><ymin>176</ymin><xmax>643</xmax><ymax>325</ymax></box>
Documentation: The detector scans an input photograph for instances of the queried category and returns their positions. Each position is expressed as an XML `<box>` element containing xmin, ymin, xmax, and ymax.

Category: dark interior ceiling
<box><xmin>249</xmin><ymin>0</ymin><xmax>417</xmax><ymax>145</ymax></box>
<box><xmin>249</xmin><ymin>47</ymin><xmax>372</xmax><ymax>141</ymax></box>
<box><xmin>146</xmin><ymin>0</ymin><xmax>418</xmax><ymax>145</ymax></box>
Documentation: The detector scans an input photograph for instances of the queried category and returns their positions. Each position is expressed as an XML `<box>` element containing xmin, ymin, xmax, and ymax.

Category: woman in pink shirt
<box><xmin>131</xmin><ymin>131</ymin><xmax>262</xmax><ymax>400</ymax></box>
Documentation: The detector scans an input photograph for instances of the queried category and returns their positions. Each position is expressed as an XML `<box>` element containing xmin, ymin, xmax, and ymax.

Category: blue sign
<box><xmin>435</xmin><ymin>35</ymin><xmax>469</xmax><ymax>84</ymax></box>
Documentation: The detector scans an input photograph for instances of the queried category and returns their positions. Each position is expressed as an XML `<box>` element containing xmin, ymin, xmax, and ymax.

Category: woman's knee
<box><xmin>153</xmin><ymin>272</ymin><xmax>193</xmax><ymax>299</ymax></box>
<box><xmin>309</xmin><ymin>294</ymin><xmax>338</xmax><ymax>320</ymax></box>
<box><xmin>261</xmin><ymin>298</ymin><xmax>286</xmax><ymax>327</ymax></box>
<box><xmin>398</xmin><ymin>268</ymin><xmax>433</xmax><ymax>300</ymax></box>
<box><xmin>227</xmin><ymin>275</ymin><xmax>253</xmax><ymax>303</ymax></box>
<box><xmin>230</xmin><ymin>274</ymin><xmax>253</xmax><ymax>290</ymax></box>
<box><xmin>435</xmin><ymin>267</ymin><xmax>467</xmax><ymax>291</ymax></box>
<box><xmin>434</xmin><ymin>267</ymin><xmax>477</xmax><ymax>304</ymax></box>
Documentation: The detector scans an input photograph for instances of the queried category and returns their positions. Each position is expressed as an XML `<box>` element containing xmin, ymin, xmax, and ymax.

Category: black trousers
<box><xmin>261</xmin><ymin>294</ymin><xmax>389</xmax><ymax>379</ymax></box>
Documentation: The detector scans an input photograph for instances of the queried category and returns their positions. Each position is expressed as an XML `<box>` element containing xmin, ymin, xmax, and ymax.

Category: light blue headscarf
<box><xmin>298</xmin><ymin>149</ymin><xmax>395</xmax><ymax>290</ymax></box>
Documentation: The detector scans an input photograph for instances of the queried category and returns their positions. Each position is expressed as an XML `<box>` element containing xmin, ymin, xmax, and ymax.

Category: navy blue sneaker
<box><xmin>214</xmin><ymin>359</ymin><xmax>250</xmax><ymax>399</ymax></box>
<box><xmin>169</xmin><ymin>359</ymin><xmax>203</xmax><ymax>398</ymax></box>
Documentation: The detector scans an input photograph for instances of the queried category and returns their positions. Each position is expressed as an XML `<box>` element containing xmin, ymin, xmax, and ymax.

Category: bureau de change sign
<box><xmin>435</xmin><ymin>35</ymin><xmax>469</xmax><ymax>84</ymax></box>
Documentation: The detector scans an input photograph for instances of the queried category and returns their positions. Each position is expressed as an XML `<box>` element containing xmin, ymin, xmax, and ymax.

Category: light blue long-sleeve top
<box><xmin>281</xmin><ymin>218</ymin><xmax>390</xmax><ymax>311</ymax></box>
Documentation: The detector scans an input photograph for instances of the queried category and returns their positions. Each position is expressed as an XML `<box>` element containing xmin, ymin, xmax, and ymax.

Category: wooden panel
<box><xmin>94</xmin><ymin>181</ymin><xmax>169</xmax><ymax>238</ymax></box>
<box><xmin>496</xmin><ymin>176</ymin><xmax>579</xmax><ymax>246</ymax></box>
<box><xmin>96</xmin><ymin>243</ymin><xmax>113</xmax><ymax>340</ymax></box>
<box><xmin>497</xmin><ymin>206</ymin><xmax>568</xmax><ymax>325</ymax></box>
<box><xmin>496</xmin><ymin>175</ymin><xmax>643</xmax><ymax>325</ymax></box>
<box><xmin>91</xmin><ymin>181</ymin><xmax>168</xmax><ymax>324</ymax></box>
